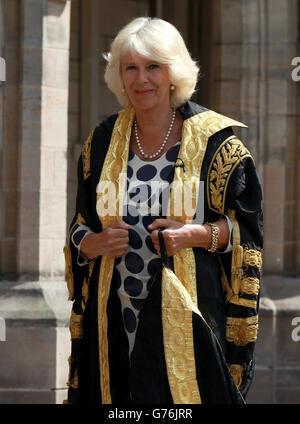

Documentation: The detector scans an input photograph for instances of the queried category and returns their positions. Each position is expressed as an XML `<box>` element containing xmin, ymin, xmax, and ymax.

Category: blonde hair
<box><xmin>104</xmin><ymin>17</ymin><xmax>199</xmax><ymax>109</ymax></box>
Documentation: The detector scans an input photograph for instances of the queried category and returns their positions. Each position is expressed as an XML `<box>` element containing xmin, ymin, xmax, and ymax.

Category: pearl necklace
<box><xmin>134</xmin><ymin>109</ymin><xmax>176</xmax><ymax>159</ymax></box>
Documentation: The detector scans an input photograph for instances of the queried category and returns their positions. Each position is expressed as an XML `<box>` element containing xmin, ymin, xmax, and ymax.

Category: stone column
<box><xmin>0</xmin><ymin>0</ymin><xmax>4</xmax><ymax>268</ymax></box>
<box><xmin>215</xmin><ymin>0</ymin><xmax>299</xmax><ymax>275</ymax></box>
<box><xmin>0</xmin><ymin>0</ymin><xmax>4</xmax><ymax>150</ymax></box>
<box><xmin>0</xmin><ymin>1</ymin><xmax>4</xmax><ymax>270</ymax></box>
<box><xmin>18</xmin><ymin>0</ymin><xmax>71</xmax><ymax>280</ymax></box>
<box><xmin>0</xmin><ymin>0</ymin><xmax>72</xmax><ymax>404</ymax></box>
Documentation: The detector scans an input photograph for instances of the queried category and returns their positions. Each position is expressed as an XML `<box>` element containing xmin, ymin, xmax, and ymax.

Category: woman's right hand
<box><xmin>80</xmin><ymin>221</ymin><xmax>130</xmax><ymax>260</ymax></box>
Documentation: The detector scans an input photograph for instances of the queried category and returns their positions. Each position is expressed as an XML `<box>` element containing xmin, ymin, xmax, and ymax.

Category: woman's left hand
<box><xmin>148</xmin><ymin>218</ymin><xmax>207</xmax><ymax>256</ymax></box>
<box><xmin>148</xmin><ymin>216</ymin><xmax>230</xmax><ymax>256</ymax></box>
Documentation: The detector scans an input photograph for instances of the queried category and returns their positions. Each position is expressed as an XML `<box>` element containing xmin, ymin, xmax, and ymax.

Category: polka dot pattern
<box><xmin>124</xmin><ymin>276</ymin><xmax>143</xmax><ymax>297</ymax></box>
<box><xmin>148</xmin><ymin>258</ymin><xmax>162</xmax><ymax>276</ymax></box>
<box><xmin>129</xmin><ymin>229</ymin><xmax>143</xmax><ymax>249</ymax></box>
<box><xmin>136</xmin><ymin>164</ymin><xmax>157</xmax><ymax>181</ymax></box>
<box><xmin>125</xmin><ymin>252</ymin><xmax>144</xmax><ymax>274</ymax></box>
<box><xmin>160</xmin><ymin>164</ymin><xmax>174</xmax><ymax>183</ymax></box>
<box><xmin>123</xmin><ymin>307</ymin><xmax>136</xmax><ymax>333</ymax></box>
<box><xmin>115</xmin><ymin>141</ymin><xmax>181</xmax><ymax>357</ymax></box>
<box><xmin>72</xmin><ymin>230</ymin><xmax>87</xmax><ymax>246</ymax></box>
<box><xmin>130</xmin><ymin>298</ymin><xmax>145</xmax><ymax>311</ymax></box>
<box><xmin>127</xmin><ymin>165</ymin><xmax>133</xmax><ymax>179</ymax></box>
<box><xmin>145</xmin><ymin>235</ymin><xmax>157</xmax><ymax>254</ymax></box>
<box><xmin>166</xmin><ymin>143</ymin><xmax>180</xmax><ymax>162</ymax></box>
<box><xmin>142</xmin><ymin>215</ymin><xmax>160</xmax><ymax>232</ymax></box>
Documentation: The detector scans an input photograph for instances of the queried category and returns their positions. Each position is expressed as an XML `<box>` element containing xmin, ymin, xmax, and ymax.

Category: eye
<box><xmin>148</xmin><ymin>64</ymin><xmax>160</xmax><ymax>70</ymax></box>
<box><xmin>125</xmin><ymin>65</ymin><xmax>136</xmax><ymax>71</ymax></box>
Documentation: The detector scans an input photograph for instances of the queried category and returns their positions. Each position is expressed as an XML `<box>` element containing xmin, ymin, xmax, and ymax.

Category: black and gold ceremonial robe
<box><xmin>63</xmin><ymin>101</ymin><xmax>263</xmax><ymax>404</ymax></box>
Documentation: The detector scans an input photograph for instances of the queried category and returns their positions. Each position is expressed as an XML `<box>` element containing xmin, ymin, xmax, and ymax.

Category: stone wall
<box><xmin>0</xmin><ymin>0</ymin><xmax>72</xmax><ymax>403</ymax></box>
<box><xmin>0</xmin><ymin>0</ymin><xmax>19</xmax><ymax>279</ymax></box>
<box><xmin>0</xmin><ymin>0</ymin><xmax>4</xmax><ymax>184</ymax></box>
<box><xmin>212</xmin><ymin>0</ymin><xmax>300</xmax><ymax>276</ymax></box>
<box><xmin>212</xmin><ymin>0</ymin><xmax>300</xmax><ymax>403</ymax></box>
<box><xmin>247</xmin><ymin>276</ymin><xmax>300</xmax><ymax>403</ymax></box>
<box><xmin>0</xmin><ymin>0</ymin><xmax>71</xmax><ymax>280</ymax></box>
<box><xmin>67</xmin><ymin>0</ymin><xmax>81</xmax><ymax>229</ymax></box>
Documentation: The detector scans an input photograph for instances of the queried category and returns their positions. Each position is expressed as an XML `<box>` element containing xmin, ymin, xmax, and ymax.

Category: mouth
<box><xmin>135</xmin><ymin>89</ymin><xmax>153</xmax><ymax>95</ymax></box>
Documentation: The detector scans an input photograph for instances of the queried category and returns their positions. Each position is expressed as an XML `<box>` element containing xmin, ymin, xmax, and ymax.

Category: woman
<box><xmin>64</xmin><ymin>17</ymin><xmax>263</xmax><ymax>404</ymax></box>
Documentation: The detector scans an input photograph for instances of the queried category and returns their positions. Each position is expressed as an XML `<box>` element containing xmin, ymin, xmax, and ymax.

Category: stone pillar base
<box><xmin>0</xmin><ymin>281</ymin><xmax>72</xmax><ymax>404</ymax></box>
<box><xmin>247</xmin><ymin>276</ymin><xmax>300</xmax><ymax>404</ymax></box>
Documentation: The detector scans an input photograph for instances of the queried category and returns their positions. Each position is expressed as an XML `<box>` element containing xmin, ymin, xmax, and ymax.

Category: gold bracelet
<box><xmin>205</xmin><ymin>222</ymin><xmax>219</xmax><ymax>253</ymax></box>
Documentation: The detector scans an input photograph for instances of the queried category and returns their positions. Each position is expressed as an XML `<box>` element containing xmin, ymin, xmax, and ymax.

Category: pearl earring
<box><xmin>170</xmin><ymin>84</ymin><xmax>175</xmax><ymax>91</ymax></box>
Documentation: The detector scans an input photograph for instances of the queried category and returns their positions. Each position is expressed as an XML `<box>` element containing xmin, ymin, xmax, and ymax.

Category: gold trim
<box><xmin>162</xmin><ymin>267</ymin><xmax>203</xmax><ymax>403</ymax></box>
<box><xmin>207</xmin><ymin>137</ymin><xmax>251</xmax><ymax>215</ymax></box>
<box><xmin>220</xmin><ymin>266</ymin><xmax>258</xmax><ymax>308</ymax></box>
<box><xmin>63</xmin><ymin>245</ymin><xmax>74</xmax><ymax>301</ymax></box>
<box><xmin>243</xmin><ymin>249</ymin><xmax>262</xmax><ymax>269</ymax></box>
<box><xmin>81</xmin><ymin>261</ymin><xmax>95</xmax><ymax>310</ymax></box>
<box><xmin>82</xmin><ymin>278</ymin><xmax>89</xmax><ymax>306</ymax></box>
<box><xmin>226</xmin><ymin>211</ymin><xmax>260</xmax><ymax>309</ymax></box>
<box><xmin>163</xmin><ymin>111</ymin><xmax>246</xmax><ymax>404</ymax></box>
<box><xmin>226</xmin><ymin>315</ymin><xmax>258</xmax><ymax>346</ymax></box>
<box><xmin>82</xmin><ymin>130</ymin><xmax>94</xmax><ymax>180</ymax></box>
<box><xmin>228</xmin><ymin>295</ymin><xmax>257</xmax><ymax>309</ymax></box>
<box><xmin>227</xmin><ymin>210</ymin><xmax>242</xmax><ymax>297</ymax></box>
<box><xmin>66</xmin><ymin>356</ymin><xmax>79</xmax><ymax>389</ymax></box>
<box><xmin>69</xmin><ymin>310</ymin><xmax>84</xmax><ymax>339</ymax></box>
<box><xmin>240</xmin><ymin>277</ymin><xmax>260</xmax><ymax>296</ymax></box>
<box><xmin>95</xmin><ymin>107</ymin><xmax>134</xmax><ymax>404</ymax></box>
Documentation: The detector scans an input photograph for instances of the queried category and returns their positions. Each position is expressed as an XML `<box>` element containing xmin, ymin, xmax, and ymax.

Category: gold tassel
<box><xmin>229</xmin><ymin>364</ymin><xmax>243</xmax><ymax>388</ymax></box>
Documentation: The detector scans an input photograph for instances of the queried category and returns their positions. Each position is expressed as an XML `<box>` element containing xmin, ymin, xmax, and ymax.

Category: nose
<box><xmin>136</xmin><ymin>67</ymin><xmax>148</xmax><ymax>85</ymax></box>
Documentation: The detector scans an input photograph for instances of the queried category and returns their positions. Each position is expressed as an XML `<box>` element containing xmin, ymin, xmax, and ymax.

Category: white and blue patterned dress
<box><xmin>114</xmin><ymin>142</ymin><xmax>181</xmax><ymax>355</ymax></box>
<box><xmin>71</xmin><ymin>142</ymin><xmax>181</xmax><ymax>356</ymax></box>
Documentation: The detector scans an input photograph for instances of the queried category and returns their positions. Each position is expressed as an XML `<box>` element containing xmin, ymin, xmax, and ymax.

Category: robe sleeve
<box><xmin>63</xmin><ymin>146</ymin><xmax>95</xmax><ymax>301</ymax></box>
<box><xmin>221</xmin><ymin>152</ymin><xmax>263</xmax><ymax>398</ymax></box>
<box><xmin>206</xmin><ymin>133</ymin><xmax>263</xmax><ymax>399</ymax></box>
<box><xmin>63</xmin><ymin>130</ymin><xmax>100</xmax><ymax>403</ymax></box>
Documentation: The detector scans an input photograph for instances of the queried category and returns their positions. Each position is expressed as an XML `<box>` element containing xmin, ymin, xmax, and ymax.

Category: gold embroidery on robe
<box><xmin>225</xmin><ymin>209</ymin><xmax>260</xmax><ymax>391</ymax></box>
<box><xmin>95</xmin><ymin>107</ymin><xmax>134</xmax><ymax>404</ymax></box>
<box><xmin>227</xmin><ymin>210</ymin><xmax>242</xmax><ymax>298</ymax></box>
<box><xmin>81</xmin><ymin>261</ymin><xmax>95</xmax><ymax>311</ymax></box>
<box><xmin>220</xmin><ymin>264</ymin><xmax>258</xmax><ymax>309</ymax></box>
<box><xmin>162</xmin><ymin>267</ymin><xmax>204</xmax><ymax>403</ymax></box>
<box><xmin>63</xmin><ymin>246</ymin><xmax>74</xmax><ymax>301</ymax></box>
<box><xmin>229</xmin><ymin>364</ymin><xmax>244</xmax><ymax>388</ymax></box>
<box><xmin>226</xmin><ymin>315</ymin><xmax>258</xmax><ymax>346</ymax></box>
<box><xmin>207</xmin><ymin>137</ymin><xmax>251</xmax><ymax>215</ymax></box>
<box><xmin>240</xmin><ymin>277</ymin><xmax>260</xmax><ymax>296</ymax></box>
<box><xmin>226</xmin><ymin>211</ymin><xmax>261</xmax><ymax>308</ymax></box>
<box><xmin>82</xmin><ymin>130</ymin><xmax>94</xmax><ymax>180</ymax></box>
<box><xmin>163</xmin><ymin>111</ymin><xmax>246</xmax><ymax>404</ymax></box>
<box><xmin>66</xmin><ymin>356</ymin><xmax>79</xmax><ymax>389</ymax></box>
<box><xmin>243</xmin><ymin>249</ymin><xmax>262</xmax><ymax>269</ymax></box>
<box><xmin>69</xmin><ymin>310</ymin><xmax>84</xmax><ymax>339</ymax></box>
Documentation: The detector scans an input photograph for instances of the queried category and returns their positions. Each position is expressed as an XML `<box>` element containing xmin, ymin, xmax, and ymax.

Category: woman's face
<box><xmin>120</xmin><ymin>51</ymin><xmax>171</xmax><ymax>113</ymax></box>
